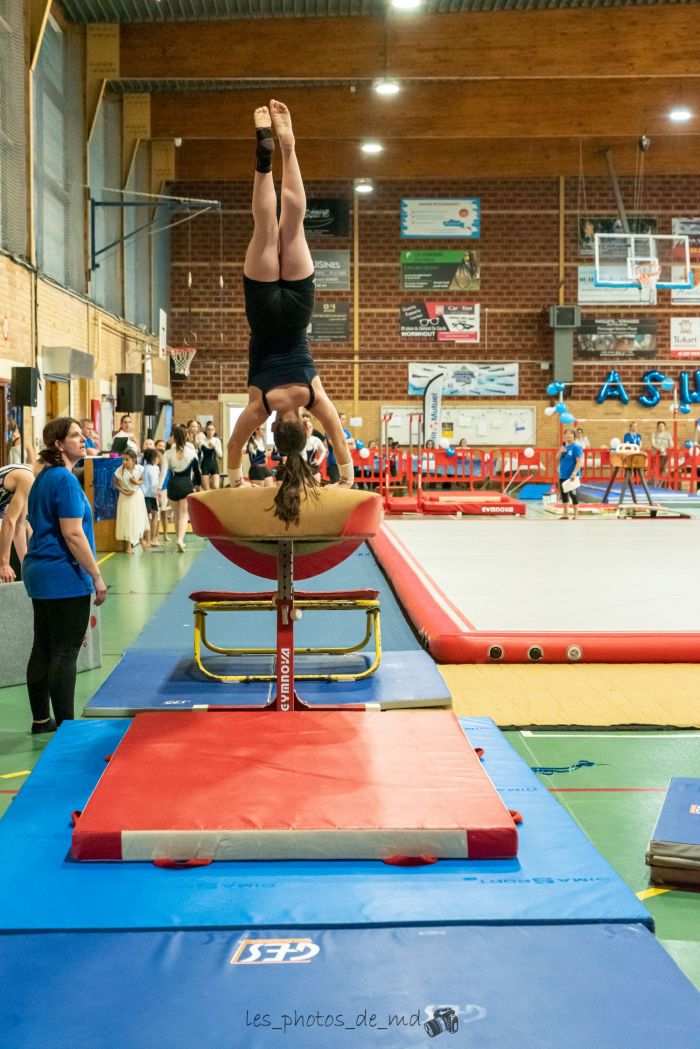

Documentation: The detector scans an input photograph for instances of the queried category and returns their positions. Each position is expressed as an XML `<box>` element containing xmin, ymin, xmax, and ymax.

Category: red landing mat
<box><xmin>72</xmin><ymin>711</ymin><xmax>518</xmax><ymax>863</ymax></box>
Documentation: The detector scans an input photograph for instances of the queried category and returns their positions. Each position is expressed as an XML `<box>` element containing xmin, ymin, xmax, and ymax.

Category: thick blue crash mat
<box><xmin>1</xmin><ymin>924</ymin><xmax>698</xmax><ymax>1049</ymax></box>
<box><xmin>83</xmin><ymin>647</ymin><xmax>450</xmax><ymax>713</ymax></box>
<box><xmin>0</xmin><ymin>718</ymin><xmax>651</xmax><ymax>930</ymax></box>
<box><xmin>646</xmin><ymin>776</ymin><xmax>700</xmax><ymax>888</ymax></box>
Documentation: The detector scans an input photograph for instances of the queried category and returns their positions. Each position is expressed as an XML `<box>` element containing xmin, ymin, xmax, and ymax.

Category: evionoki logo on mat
<box><xmin>231</xmin><ymin>938</ymin><xmax>320</xmax><ymax>964</ymax></box>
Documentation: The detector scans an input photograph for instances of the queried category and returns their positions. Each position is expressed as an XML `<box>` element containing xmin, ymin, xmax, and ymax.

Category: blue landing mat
<box><xmin>0</xmin><ymin>718</ymin><xmax>651</xmax><ymax>931</ymax></box>
<box><xmin>1</xmin><ymin>923</ymin><xmax>697</xmax><ymax>1049</ymax></box>
<box><xmin>84</xmin><ymin>648</ymin><xmax>450</xmax><ymax>713</ymax></box>
<box><xmin>132</xmin><ymin>543</ymin><xmax>419</xmax><ymax>654</ymax></box>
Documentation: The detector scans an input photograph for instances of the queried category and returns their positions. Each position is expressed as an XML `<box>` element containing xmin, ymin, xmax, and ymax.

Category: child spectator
<box><xmin>114</xmin><ymin>450</ymin><xmax>150</xmax><ymax>554</ymax></box>
<box><xmin>142</xmin><ymin>448</ymin><xmax>163</xmax><ymax>547</ymax></box>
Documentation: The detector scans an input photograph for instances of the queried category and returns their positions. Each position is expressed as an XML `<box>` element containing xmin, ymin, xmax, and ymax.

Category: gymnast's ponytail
<box><xmin>272</xmin><ymin>419</ymin><xmax>319</xmax><ymax>526</ymax></box>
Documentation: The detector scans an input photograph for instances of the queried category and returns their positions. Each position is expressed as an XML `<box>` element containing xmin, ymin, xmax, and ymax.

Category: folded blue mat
<box><xmin>0</xmin><ymin>717</ymin><xmax>651</xmax><ymax>931</ymax></box>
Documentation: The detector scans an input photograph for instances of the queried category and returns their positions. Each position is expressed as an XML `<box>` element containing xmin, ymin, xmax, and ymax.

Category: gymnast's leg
<box><xmin>270</xmin><ymin>100</ymin><xmax>314</xmax><ymax>282</ymax></box>
<box><xmin>243</xmin><ymin>105</ymin><xmax>280</xmax><ymax>282</ymax></box>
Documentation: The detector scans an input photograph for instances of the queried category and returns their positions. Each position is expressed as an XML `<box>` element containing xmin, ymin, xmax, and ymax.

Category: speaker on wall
<box><xmin>11</xmin><ymin>367</ymin><xmax>39</xmax><ymax>408</ymax></box>
<box><xmin>116</xmin><ymin>373</ymin><xmax>144</xmax><ymax>413</ymax></box>
<box><xmin>143</xmin><ymin>394</ymin><xmax>159</xmax><ymax>416</ymax></box>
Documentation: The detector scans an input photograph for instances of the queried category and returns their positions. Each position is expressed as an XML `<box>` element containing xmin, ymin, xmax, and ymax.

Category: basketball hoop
<box><xmin>166</xmin><ymin>346</ymin><xmax>197</xmax><ymax>377</ymax></box>
<box><xmin>635</xmin><ymin>261</ymin><xmax>662</xmax><ymax>304</ymax></box>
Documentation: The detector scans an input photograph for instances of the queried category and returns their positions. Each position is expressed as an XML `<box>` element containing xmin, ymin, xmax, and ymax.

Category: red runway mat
<box><xmin>72</xmin><ymin>711</ymin><xmax>518</xmax><ymax>863</ymax></box>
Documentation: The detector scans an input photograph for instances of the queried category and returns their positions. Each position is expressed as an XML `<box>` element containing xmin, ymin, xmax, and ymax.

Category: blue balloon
<box><xmin>546</xmin><ymin>382</ymin><xmax>564</xmax><ymax>396</ymax></box>
<box><xmin>354</xmin><ymin>439</ymin><xmax>364</xmax><ymax>450</ymax></box>
<box><xmin>554</xmin><ymin>402</ymin><xmax>569</xmax><ymax>416</ymax></box>
<box><xmin>596</xmin><ymin>370</ymin><xmax>630</xmax><ymax>406</ymax></box>
<box><xmin>679</xmin><ymin>403</ymin><xmax>691</xmax><ymax>414</ymax></box>
<box><xmin>560</xmin><ymin>412</ymin><xmax>576</xmax><ymax>425</ymax></box>
<box><xmin>685</xmin><ymin>440</ymin><xmax>694</xmax><ymax>448</ymax></box>
<box><xmin>661</xmin><ymin>377</ymin><xmax>675</xmax><ymax>392</ymax></box>
<box><xmin>445</xmin><ymin>447</ymin><xmax>456</xmax><ymax>457</ymax></box>
<box><xmin>679</xmin><ymin>370</ymin><xmax>700</xmax><ymax>405</ymax></box>
<box><xmin>639</xmin><ymin>370</ymin><xmax>664</xmax><ymax>408</ymax></box>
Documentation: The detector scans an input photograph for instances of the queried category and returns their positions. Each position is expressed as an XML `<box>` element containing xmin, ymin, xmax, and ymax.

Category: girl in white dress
<box><xmin>114</xmin><ymin>450</ymin><xmax>150</xmax><ymax>553</ymax></box>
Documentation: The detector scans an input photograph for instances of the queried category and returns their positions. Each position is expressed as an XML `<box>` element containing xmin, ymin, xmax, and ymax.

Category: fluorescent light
<box><xmin>374</xmin><ymin>78</ymin><xmax>400</xmax><ymax>96</ymax></box>
<box><xmin>391</xmin><ymin>0</ymin><xmax>423</xmax><ymax>9</ymax></box>
<box><xmin>354</xmin><ymin>178</ymin><xmax>374</xmax><ymax>194</ymax></box>
<box><xmin>669</xmin><ymin>108</ymin><xmax>693</xmax><ymax>123</ymax></box>
<box><xmin>361</xmin><ymin>142</ymin><xmax>383</xmax><ymax>154</ymax></box>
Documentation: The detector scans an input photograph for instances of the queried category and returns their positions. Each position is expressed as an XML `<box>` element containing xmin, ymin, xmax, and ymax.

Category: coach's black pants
<box><xmin>27</xmin><ymin>595</ymin><xmax>91</xmax><ymax>725</ymax></box>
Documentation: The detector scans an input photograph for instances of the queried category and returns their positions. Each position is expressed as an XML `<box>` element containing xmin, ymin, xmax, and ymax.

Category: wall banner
<box><xmin>409</xmin><ymin>362</ymin><xmax>519</xmax><ymax>397</ymax></box>
<box><xmin>307</xmin><ymin>301</ymin><xmax>349</xmax><ymax>342</ymax></box>
<box><xmin>303</xmin><ymin>199</ymin><xmax>349</xmax><ymax>238</ymax></box>
<box><xmin>400</xmin><ymin>302</ymin><xmax>480</xmax><ymax>343</ymax></box>
<box><xmin>401</xmin><ymin>199</ymin><xmax>480</xmax><ymax>239</ymax></box>
<box><xmin>423</xmin><ymin>372</ymin><xmax>444</xmax><ymax>445</ymax></box>
<box><xmin>311</xmin><ymin>250</ymin><xmax>350</xmax><ymax>291</ymax></box>
<box><xmin>575</xmin><ymin>316</ymin><xmax>657</xmax><ymax>359</ymax></box>
<box><xmin>400</xmin><ymin>250</ymin><xmax>480</xmax><ymax>291</ymax></box>
<box><xmin>670</xmin><ymin>317</ymin><xmax>700</xmax><ymax>358</ymax></box>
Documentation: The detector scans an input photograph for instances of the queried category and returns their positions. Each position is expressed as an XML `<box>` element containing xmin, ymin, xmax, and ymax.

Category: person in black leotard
<box><xmin>0</xmin><ymin>463</ymin><xmax>34</xmax><ymax>582</ymax></box>
<box><xmin>226</xmin><ymin>101</ymin><xmax>354</xmax><ymax>523</ymax></box>
<box><xmin>159</xmin><ymin>424</ymin><xmax>202</xmax><ymax>552</ymax></box>
<box><xmin>199</xmin><ymin>421</ymin><xmax>223</xmax><ymax>491</ymax></box>
<box><xmin>246</xmin><ymin>425</ymin><xmax>274</xmax><ymax>487</ymax></box>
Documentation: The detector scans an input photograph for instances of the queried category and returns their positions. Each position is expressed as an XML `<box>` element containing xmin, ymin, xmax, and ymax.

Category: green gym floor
<box><xmin>0</xmin><ymin>536</ymin><xmax>698</xmax><ymax>991</ymax></box>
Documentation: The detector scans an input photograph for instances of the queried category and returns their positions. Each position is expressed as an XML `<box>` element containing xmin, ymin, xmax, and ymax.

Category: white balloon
<box><xmin>544</xmin><ymin>406</ymin><xmax>557</xmax><ymax>416</ymax></box>
<box><xmin>439</xmin><ymin>437</ymin><xmax>451</xmax><ymax>450</ymax></box>
<box><xmin>610</xmin><ymin>437</ymin><xmax>621</xmax><ymax>449</ymax></box>
<box><xmin>359</xmin><ymin>447</ymin><xmax>370</xmax><ymax>459</ymax></box>
<box><xmin>523</xmin><ymin>446</ymin><xmax>535</xmax><ymax>458</ymax></box>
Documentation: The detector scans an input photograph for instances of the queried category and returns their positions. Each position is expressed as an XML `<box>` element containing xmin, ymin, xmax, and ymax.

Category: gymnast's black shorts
<box><xmin>244</xmin><ymin>274</ymin><xmax>318</xmax><ymax>394</ymax></box>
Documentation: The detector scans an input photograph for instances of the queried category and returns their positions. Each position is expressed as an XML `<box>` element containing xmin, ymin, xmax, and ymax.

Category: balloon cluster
<box><xmin>544</xmin><ymin>382</ymin><xmax>576</xmax><ymax>425</ymax></box>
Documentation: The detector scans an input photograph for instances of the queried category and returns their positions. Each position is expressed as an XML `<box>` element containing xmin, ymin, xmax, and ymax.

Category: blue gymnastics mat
<box><xmin>131</xmin><ymin>543</ymin><xmax>419</xmax><ymax>654</ymax></box>
<box><xmin>84</xmin><ymin>647</ymin><xmax>450</xmax><ymax>712</ymax></box>
<box><xmin>0</xmin><ymin>717</ymin><xmax>651</xmax><ymax>931</ymax></box>
<box><xmin>1</xmin><ymin>923</ymin><xmax>697</xmax><ymax>1049</ymax></box>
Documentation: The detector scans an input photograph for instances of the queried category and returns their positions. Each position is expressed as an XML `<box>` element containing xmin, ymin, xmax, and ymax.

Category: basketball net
<box><xmin>166</xmin><ymin>346</ymin><xmax>197</xmax><ymax>377</ymax></box>
<box><xmin>635</xmin><ymin>261</ymin><xmax>661</xmax><ymax>305</ymax></box>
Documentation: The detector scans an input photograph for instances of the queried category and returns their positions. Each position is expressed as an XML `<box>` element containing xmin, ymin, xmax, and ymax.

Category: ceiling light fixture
<box><xmin>669</xmin><ymin>108</ymin><xmax>693</xmax><ymax>123</ymax></box>
<box><xmin>391</xmin><ymin>0</ymin><xmax>423</xmax><ymax>9</ymax></box>
<box><xmin>361</xmin><ymin>142</ymin><xmax>383</xmax><ymax>154</ymax></box>
<box><xmin>354</xmin><ymin>178</ymin><xmax>374</xmax><ymax>194</ymax></box>
<box><xmin>374</xmin><ymin>77</ymin><xmax>400</xmax><ymax>97</ymax></box>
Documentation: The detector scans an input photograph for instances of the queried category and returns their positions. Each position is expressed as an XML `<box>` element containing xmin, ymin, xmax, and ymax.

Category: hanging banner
<box><xmin>578</xmin><ymin>217</ymin><xmax>657</xmax><ymax>258</ymax></box>
<box><xmin>400</xmin><ymin>302</ymin><xmax>480</xmax><ymax>342</ymax></box>
<box><xmin>401</xmin><ymin>199</ymin><xmax>480</xmax><ymax>239</ymax></box>
<box><xmin>575</xmin><ymin>316</ymin><xmax>657</xmax><ymax>359</ymax></box>
<box><xmin>423</xmin><ymin>372</ymin><xmax>444</xmax><ymax>445</ymax></box>
<box><xmin>311</xmin><ymin>250</ymin><xmax>350</xmax><ymax>291</ymax></box>
<box><xmin>577</xmin><ymin>266</ymin><xmax>646</xmax><ymax>305</ymax></box>
<box><xmin>670</xmin><ymin>317</ymin><xmax>700</xmax><ymax>358</ymax></box>
<box><xmin>671</xmin><ymin>218</ymin><xmax>700</xmax><ymax>304</ymax></box>
<box><xmin>307</xmin><ymin>301</ymin><xmax>349</xmax><ymax>342</ymax></box>
<box><xmin>400</xmin><ymin>250</ymin><xmax>480</xmax><ymax>291</ymax></box>
<box><xmin>409</xmin><ymin>362</ymin><xmax>519</xmax><ymax>397</ymax></box>
<box><xmin>303</xmin><ymin>199</ymin><xmax>349</xmax><ymax>238</ymax></box>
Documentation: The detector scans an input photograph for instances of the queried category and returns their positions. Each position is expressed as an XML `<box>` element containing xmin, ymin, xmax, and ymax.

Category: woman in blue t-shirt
<box><xmin>22</xmin><ymin>418</ymin><xmax>107</xmax><ymax>733</ymax></box>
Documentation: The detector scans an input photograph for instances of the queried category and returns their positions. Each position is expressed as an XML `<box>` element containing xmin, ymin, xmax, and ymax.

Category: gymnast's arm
<box><xmin>227</xmin><ymin>400</ymin><xmax>269</xmax><ymax>472</ymax></box>
<box><xmin>310</xmin><ymin>389</ymin><xmax>351</xmax><ymax>468</ymax></box>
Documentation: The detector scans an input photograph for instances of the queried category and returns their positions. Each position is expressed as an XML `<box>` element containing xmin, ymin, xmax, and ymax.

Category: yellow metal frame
<box><xmin>193</xmin><ymin>596</ymin><xmax>382</xmax><ymax>684</ymax></box>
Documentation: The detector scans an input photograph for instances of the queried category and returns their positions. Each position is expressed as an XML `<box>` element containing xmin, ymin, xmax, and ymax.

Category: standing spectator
<box><xmin>186</xmin><ymin>419</ymin><xmax>202</xmax><ymax>451</ymax></box>
<box><xmin>0</xmin><ymin>462</ymin><xmax>34</xmax><ymax>582</ymax></box>
<box><xmin>8</xmin><ymin>424</ymin><xmax>36</xmax><ymax>465</ymax></box>
<box><xmin>623</xmin><ymin>421</ymin><xmax>642</xmax><ymax>447</ymax></box>
<box><xmin>22</xmin><ymin>417</ymin><xmax>107</xmax><ymax>733</ymax></box>
<box><xmin>556</xmin><ymin>428</ymin><xmax>584</xmax><ymax>521</ymax></box>
<box><xmin>325</xmin><ymin>413</ymin><xmax>355</xmax><ymax>484</ymax></box>
<box><xmin>651</xmin><ymin>420</ymin><xmax>673</xmax><ymax>485</ymax></box>
<box><xmin>80</xmin><ymin>419</ymin><xmax>99</xmax><ymax>456</ymax></box>
<box><xmin>111</xmin><ymin>415</ymin><xmax>139</xmax><ymax>455</ymax></box>
<box><xmin>155</xmin><ymin>439</ymin><xmax>171</xmax><ymax>543</ymax></box>
<box><xmin>246</xmin><ymin>426</ymin><xmax>274</xmax><ymax>487</ymax></box>
<box><xmin>141</xmin><ymin>448</ymin><xmax>163</xmax><ymax>547</ymax></box>
<box><xmin>575</xmin><ymin>426</ymin><xmax>591</xmax><ymax>451</ymax></box>
<box><xmin>199</xmin><ymin>421</ymin><xmax>223</xmax><ymax>491</ymax></box>
<box><xmin>159</xmin><ymin>424</ymin><xmax>202</xmax><ymax>552</ymax></box>
<box><xmin>113</xmin><ymin>450</ymin><xmax>150</xmax><ymax>554</ymax></box>
<box><xmin>303</xmin><ymin>416</ymin><xmax>326</xmax><ymax>482</ymax></box>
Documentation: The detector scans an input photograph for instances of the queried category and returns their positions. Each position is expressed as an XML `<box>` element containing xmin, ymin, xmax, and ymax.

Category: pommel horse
<box><xmin>187</xmin><ymin>485</ymin><xmax>384</xmax><ymax>711</ymax></box>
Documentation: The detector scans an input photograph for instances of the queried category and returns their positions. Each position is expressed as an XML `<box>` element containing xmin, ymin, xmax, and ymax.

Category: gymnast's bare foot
<box><xmin>254</xmin><ymin>106</ymin><xmax>274</xmax><ymax>173</ymax></box>
<box><xmin>270</xmin><ymin>100</ymin><xmax>294</xmax><ymax>149</ymax></box>
<box><xmin>254</xmin><ymin>105</ymin><xmax>271</xmax><ymax>130</ymax></box>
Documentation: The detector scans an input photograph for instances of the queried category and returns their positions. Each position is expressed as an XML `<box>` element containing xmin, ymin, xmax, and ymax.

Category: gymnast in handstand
<box><xmin>227</xmin><ymin>101</ymin><xmax>353</xmax><ymax>525</ymax></box>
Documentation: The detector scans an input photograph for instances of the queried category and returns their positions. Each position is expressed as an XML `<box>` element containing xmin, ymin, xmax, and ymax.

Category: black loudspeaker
<box><xmin>116</xmin><ymin>373</ymin><xmax>144</xmax><ymax>412</ymax></box>
<box><xmin>143</xmin><ymin>395</ymin><xmax>159</xmax><ymax>416</ymax></box>
<box><xmin>11</xmin><ymin>367</ymin><xmax>39</xmax><ymax>408</ymax></box>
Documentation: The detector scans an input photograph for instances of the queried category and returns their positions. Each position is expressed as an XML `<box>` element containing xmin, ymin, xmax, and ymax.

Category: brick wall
<box><xmin>168</xmin><ymin>174</ymin><xmax>700</xmax><ymax>446</ymax></box>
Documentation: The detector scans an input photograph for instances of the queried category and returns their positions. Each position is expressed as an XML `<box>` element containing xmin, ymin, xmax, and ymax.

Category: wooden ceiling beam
<box><xmin>151</xmin><ymin>80</ymin><xmax>700</xmax><ymax>141</ymax></box>
<box><xmin>121</xmin><ymin>9</ymin><xmax>700</xmax><ymax>81</ymax></box>
<box><xmin>175</xmin><ymin>136</ymin><xmax>700</xmax><ymax>181</ymax></box>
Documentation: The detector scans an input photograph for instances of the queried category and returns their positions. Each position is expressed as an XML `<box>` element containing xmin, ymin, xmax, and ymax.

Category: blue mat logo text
<box><xmin>231</xmin><ymin>938</ymin><xmax>320</xmax><ymax>964</ymax></box>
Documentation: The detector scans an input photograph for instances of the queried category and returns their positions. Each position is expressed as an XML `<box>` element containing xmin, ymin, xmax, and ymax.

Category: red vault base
<box><xmin>72</xmin><ymin>711</ymin><xmax>518</xmax><ymax>863</ymax></box>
